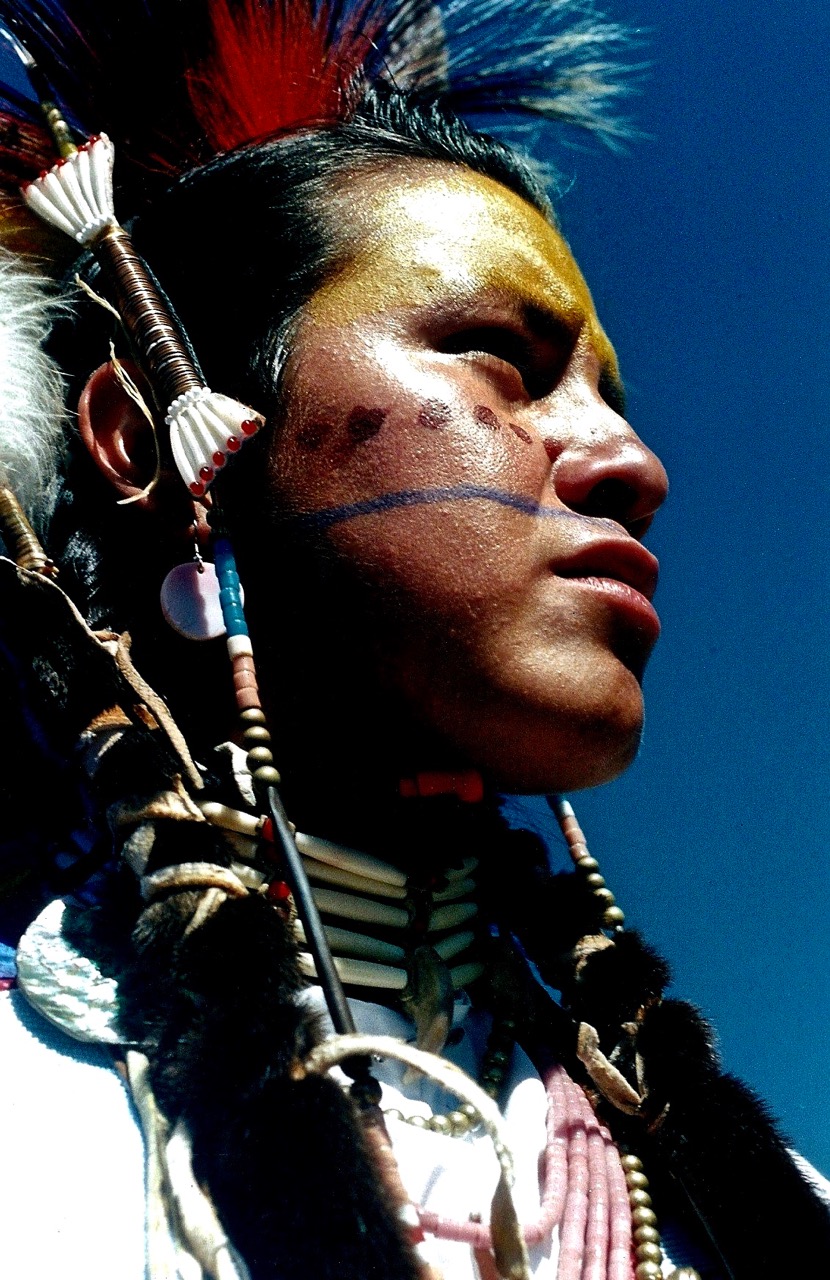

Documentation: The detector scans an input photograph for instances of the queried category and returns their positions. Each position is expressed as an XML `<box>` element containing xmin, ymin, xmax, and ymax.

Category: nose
<box><xmin>538</xmin><ymin>336</ymin><xmax>669</xmax><ymax>535</ymax></box>
<box><xmin>547</xmin><ymin>425</ymin><xmax>669</xmax><ymax>534</ymax></box>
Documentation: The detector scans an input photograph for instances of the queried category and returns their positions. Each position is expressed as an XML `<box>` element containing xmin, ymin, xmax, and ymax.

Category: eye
<box><xmin>437</xmin><ymin>326</ymin><xmax>537</xmax><ymax>395</ymax></box>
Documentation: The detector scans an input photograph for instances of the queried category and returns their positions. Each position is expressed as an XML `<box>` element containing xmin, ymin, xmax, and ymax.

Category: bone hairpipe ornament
<box><xmin>20</xmin><ymin>108</ymin><xmax>263</xmax><ymax>497</ymax></box>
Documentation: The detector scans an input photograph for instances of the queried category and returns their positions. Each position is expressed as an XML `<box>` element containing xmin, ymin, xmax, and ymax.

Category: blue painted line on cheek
<box><xmin>282</xmin><ymin>484</ymin><xmax>616</xmax><ymax>534</ymax></box>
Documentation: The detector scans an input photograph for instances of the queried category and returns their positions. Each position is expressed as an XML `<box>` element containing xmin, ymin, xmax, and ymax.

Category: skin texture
<box><xmin>258</xmin><ymin>164</ymin><xmax>669</xmax><ymax>793</ymax></box>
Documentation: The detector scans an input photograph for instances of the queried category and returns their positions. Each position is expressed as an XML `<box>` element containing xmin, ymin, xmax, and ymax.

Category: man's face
<box><xmin>258</xmin><ymin>165</ymin><xmax>668</xmax><ymax>792</ymax></box>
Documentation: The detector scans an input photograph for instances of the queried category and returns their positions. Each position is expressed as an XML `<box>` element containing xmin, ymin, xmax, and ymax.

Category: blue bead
<box><xmin>225</xmin><ymin>620</ymin><xmax>249</xmax><ymax>638</ymax></box>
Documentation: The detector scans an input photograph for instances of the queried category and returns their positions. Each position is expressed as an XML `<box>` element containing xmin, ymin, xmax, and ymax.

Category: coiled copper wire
<box><xmin>95</xmin><ymin>226</ymin><xmax>202</xmax><ymax>410</ymax></box>
<box><xmin>0</xmin><ymin>487</ymin><xmax>58</xmax><ymax>577</ymax></box>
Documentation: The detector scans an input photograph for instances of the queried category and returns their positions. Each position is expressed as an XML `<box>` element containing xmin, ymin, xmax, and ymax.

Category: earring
<box><xmin>159</xmin><ymin>510</ymin><xmax>240</xmax><ymax>641</ymax></box>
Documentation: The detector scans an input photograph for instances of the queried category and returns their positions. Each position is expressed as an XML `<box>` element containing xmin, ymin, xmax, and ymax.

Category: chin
<box><xmin>458</xmin><ymin>668</ymin><xmax>647</xmax><ymax>795</ymax></box>
<box><xmin>486</xmin><ymin>722</ymin><xmax>643</xmax><ymax>794</ymax></box>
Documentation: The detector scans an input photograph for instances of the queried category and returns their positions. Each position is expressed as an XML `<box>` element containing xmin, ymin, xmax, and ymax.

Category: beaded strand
<box><xmin>213</xmin><ymin>534</ymin><xmax>282</xmax><ymax>791</ymax></box>
<box><xmin>553</xmin><ymin>797</ymin><xmax>701</xmax><ymax>1280</ymax></box>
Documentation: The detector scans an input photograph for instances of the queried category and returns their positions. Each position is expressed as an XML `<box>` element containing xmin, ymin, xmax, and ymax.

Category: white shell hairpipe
<box><xmin>20</xmin><ymin>134</ymin><xmax>265</xmax><ymax>496</ymax></box>
<box><xmin>22</xmin><ymin>133</ymin><xmax>116</xmax><ymax>244</ymax></box>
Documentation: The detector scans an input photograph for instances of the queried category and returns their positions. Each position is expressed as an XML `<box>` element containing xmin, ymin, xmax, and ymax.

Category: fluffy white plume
<box><xmin>0</xmin><ymin>253</ymin><xmax>67</xmax><ymax>529</ymax></box>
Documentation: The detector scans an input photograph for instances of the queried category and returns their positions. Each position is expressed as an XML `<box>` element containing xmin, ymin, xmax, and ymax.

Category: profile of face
<box><xmin>259</xmin><ymin>164</ymin><xmax>668</xmax><ymax>793</ymax></box>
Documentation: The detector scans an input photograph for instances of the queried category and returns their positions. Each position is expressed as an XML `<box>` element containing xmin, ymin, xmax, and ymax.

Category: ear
<box><xmin>77</xmin><ymin>360</ymin><xmax>160</xmax><ymax>502</ymax></box>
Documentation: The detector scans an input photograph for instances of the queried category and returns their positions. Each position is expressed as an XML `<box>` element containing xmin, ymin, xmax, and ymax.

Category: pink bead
<box><xmin>236</xmin><ymin>687</ymin><xmax>262</xmax><ymax>710</ymax></box>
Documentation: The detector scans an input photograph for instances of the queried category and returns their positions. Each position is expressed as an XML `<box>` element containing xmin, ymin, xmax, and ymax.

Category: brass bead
<box><xmin>631</xmin><ymin>1206</ymin><xmax>658</xmax><ymax>1230</ymax></box>
<box><xmin>621</xmin><ymin>1154</ymin><xmax>643</xmax><ymax>1172</ymax></box>
<box><xmin>487</xmin><ymin>1048</ymin><xmax>511</xmax><ymax>1066</ymax></box>
<box><xmin>635</xmin><ymin>1242</ymin><xmax>663</xmax><ymax>1266</ymax></box>
<box><xmin>603</xmin><ymin>905</ymin><xmax>626</xmax><ymax>928</ymax></box>
<box><xmin>247</xmin><ymin>745</ymin><xmax>274</xmax><ymax>767</ymax></box>
<box><xmin>628</xmin><ymin>1189</ymin><xmax>653</xmax><ymax>1210</ymax></box>
<box><xmin>242</xmin><ymin>724</ymin><xmax>271</xmax><ymax>744</ymax></box>
<box><xmin>594</xmin><ymin>887</ymin><xmax>616</xmax><ymax>907</ymax></box>
<box><xmin>447</xmin><ymin>1110</ymin><xmax>471</xmax><ymax>1134</ymax></box>
<box><xmin>575</xmin><ymin>856</ymin><xmax>600</xmax><ymax>874</ymax></box>
<box><xmin>482</xmin><ymin>1081</ymin><xmax>500</xmax><ymax>1097</ymax></box>
<box><xmin>428</xmin><ymin>1114</ymin><xmax>451</xmax><ymax>1135</ymax></box>
<box><xmin>633</xmin><ymin>1225</ymin><xmax>660</xmax><ymax>1247</ymax></box>
<box><xmin>459</xmin><ymin>1103</ymin><xmax>479</xmax><ymax>1122</ymax></box>
<box><xmin>240</xmin><ymin>708</ymin><xmax>267</xmax><ymax>724</ymax></box>
<box><xmin>384</xmin><ymin>1108</ymin><xmax>403</xmax><ymax>1123</ymax></box>
<box><xmin>634</xmin><ymin>1263</ymin><xmax>662</xmax><ymax>1280</ymax></box>
<box><xmin>585</xmin><ymin>872</ymin><xmax>606</xmax><ymax>890</ymax></box>
<box><xmin>667</xmin><ymin>1270</ymin><xmax>703</xmax><ymax>1280</ymax></box>
<box><xmin>408</xmin><ymin>1114</ymin><xmax>428</xmax><ymax>1129</ymax></box>
<box><xmin>625</xmin><ymin>1170</ymin><xmax>649</xmax><ymax>1191</ymax></box>
<box><xmin>252</xmin><ymin>765</ymin><xmax>282</xmax><ymax>788</ymax></box>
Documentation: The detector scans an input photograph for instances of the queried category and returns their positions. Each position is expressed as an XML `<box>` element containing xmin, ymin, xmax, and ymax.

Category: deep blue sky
<box><xmin>1</xmin><ymin>2</ymin><xmax>828</xmax><ymax>1169</ymax></box>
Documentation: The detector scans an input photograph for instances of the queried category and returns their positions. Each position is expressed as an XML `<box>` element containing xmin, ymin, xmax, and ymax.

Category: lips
<box><xmin>554</xmin><ymin>538</ymin><xmax>659</xmax><ymax>602</ymax></box>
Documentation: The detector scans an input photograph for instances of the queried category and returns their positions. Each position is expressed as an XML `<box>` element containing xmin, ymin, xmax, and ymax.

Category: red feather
<box><xmin>187</xmin><ymin>0</ymin><xmax>376</xmax><ymax>151</ymax></box>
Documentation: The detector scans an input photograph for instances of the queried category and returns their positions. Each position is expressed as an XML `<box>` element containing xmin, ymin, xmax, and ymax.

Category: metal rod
<box><xmin>266</xmin><ymin>785</ymin><xmax>357</xmax><ymax>1037</ymax></box>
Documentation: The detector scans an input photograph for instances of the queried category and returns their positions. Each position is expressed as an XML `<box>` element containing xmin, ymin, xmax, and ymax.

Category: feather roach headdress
<box><xmin>0</xmin><ymin>0</ymin><xmax>633</xmax><ymax>217</ymax></box>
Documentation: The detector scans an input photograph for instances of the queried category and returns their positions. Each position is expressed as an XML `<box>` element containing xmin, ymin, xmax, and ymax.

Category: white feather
<box><xmin>0</xmin><ymin>252</ymin><xmax>67</xmax><ymax>530</ymax></box>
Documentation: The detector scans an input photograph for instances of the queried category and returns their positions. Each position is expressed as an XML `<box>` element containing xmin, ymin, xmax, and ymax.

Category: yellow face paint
<box><xmin>305</xmin><ymin>165</ymin><xmax>619</xmax><ymax>386</ymax></box>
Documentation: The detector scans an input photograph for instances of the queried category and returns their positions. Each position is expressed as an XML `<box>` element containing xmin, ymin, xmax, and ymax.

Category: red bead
<box><xmin>20</xmin><ymin>180</ymin><xmax>31</xmax><ymax>193</ymax></box>
<box><xmin>0</xmin><ymin>977</ymin><xmax>15</xmax><ymax>991</ymax></box>
<box><xmin>260</xmin><ymin>817</ymin><xmax>274</xmax><ymax>844</ymax></box>
<box><xmin>226</xmin><ymin>435</ymin><xmax>241</xmax><ymax>452</ymax></box>
<box><xmin>267</xmin><ymin>879</ymin><xmax>292</xmax><ymax>902</ymax></box>
<box><xmin>240</xmin><ymin>419</ymin><xmax>259</xmax><ymax>437</ymax></box>
<box><xmin>56</xmin><ymin>157</ymin><xmax>67</xmax><ymax>168</ymax></box>
<box><xmin>39</xmin><ymin>169</ymin><xmax>50</xmax><ymax>181</ymax></box>
<box><xmin>401</xmin><ymin>770</ymin><xmax>485</xmax><ymax>803</ymax></box>
<box><xmin>77</xmin><ymin>142</ymin><xmax>88</xmax><ymax>152</ymax></box>
<box><xmin>198</xmin><ymin>465</ymin><xmax>214</xmax><ymax>481</ymax></box>
<box><xmin>89</xmin><ymin>134</ymin><xmax>101</xmax><ymax>144</ymax></box>
<box><xmin>189</xmin><ymin>480</ymin><xmax>206</xmax><ymax>497</ymax></box>
<box><xmin>212</xmin><ymin>450</ymin><xmax>226</xmax><ymax>468</ymax></box>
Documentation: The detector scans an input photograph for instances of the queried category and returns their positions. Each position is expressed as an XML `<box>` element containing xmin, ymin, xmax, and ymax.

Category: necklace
<box><xmin>199</xmin><ymin>793</ymin><xmax>701</xmax><ymax>1280</ymax></box>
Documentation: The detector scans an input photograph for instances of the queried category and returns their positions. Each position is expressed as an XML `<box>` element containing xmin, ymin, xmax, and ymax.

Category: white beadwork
<box><xmin>166</xmin><ymin>387</ymin><xmax>263</xmax><ymax>493</ymax></box>
<box><xmin>22</xmin><ymin>134</ymin><xmax>116</xmax><ymax>244</ymax></box>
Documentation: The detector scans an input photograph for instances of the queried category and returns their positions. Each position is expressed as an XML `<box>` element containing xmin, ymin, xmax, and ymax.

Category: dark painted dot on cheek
<box><xmin>417</xmin><ymin>400</ymin><xmax>452</xmax><ymax>430</ymax></box>
<box><xmin>296</xmin><ymin>422</ymin><xmax>332</xmax><ymax>452</ymax></box>
<box><xmin>346</xmin><ymin>406</ymin><xmax>387</xmax><ymax>442</ymax></box>
<box><xmin>474</xmin><ymin>405</ymin><xmax>502</xmax><ymax>430</ymax></box>
<box><xmin>509</xmin><ymin>422</ymin><xmax>533</xmax><ymax>446</ymax></box>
